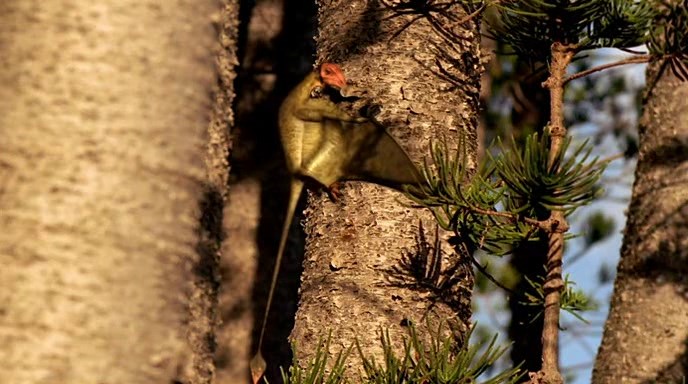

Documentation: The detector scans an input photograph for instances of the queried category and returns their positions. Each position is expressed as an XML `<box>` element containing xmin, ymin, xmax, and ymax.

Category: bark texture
<box><xmin>0</xmin><ymin>1</ymin><xmax>220</xmax><ymax>383</ymax></box>
<box><xmin>290</xmin><ymin>0</ymin><xmax>482</xmax><ymax>375</ymax></box>
<box><xmin>207</xmin><ymin>0</ymin><xmax>239</xmax><ymax>383</ymax></box>
<box><xmin>592</xmin><ymin>62</ymin><xmax>688</xmax><ymax>383</ymax></box>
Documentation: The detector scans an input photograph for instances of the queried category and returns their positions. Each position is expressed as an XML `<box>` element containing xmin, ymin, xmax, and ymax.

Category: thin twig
<box><xmin>535</xmin><ymin>41</ymin><xmax>578</xmax><ymax>384</ymax></box>
<box><xmin>454</xmin><ymin>2</ymin><xmax>485</xmax><ymax>25</ymax></box>
<box><xmin>563</xmin><ymin>55</ymin><xmax>651</xmax><ymax>84</ymax></box>
<box><xmin>470</xmin><ymin>254</ymin><xmax>516</xmax><ymax>294</ymax></box>
<box><xmin>618</xmin><ymin>47</ymin><xmax>647</xmax><ymax>55</ymax></box>
<box><xmin>464</xmin><ymin>204</ymin><xmax>569</xmax><ymax>233</ymax></box>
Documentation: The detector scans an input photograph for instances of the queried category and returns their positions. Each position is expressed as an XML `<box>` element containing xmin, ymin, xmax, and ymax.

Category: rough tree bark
<box><xmin>211</xmin><ymin>0</ymin><xmax>244</xmax><ymax>382</ymax></box>
<box><xmin>0</xmin><ymin>1</ymin><xmax>228</xmax><ymax>383</ymax></box>
<box><xmin>592</xmin><ymin>61</ymin><xmax>688</xmax><ymax>383</ymax></box>
<box><xmin>288</xmin><ymin>0</ymin><xmax>482</xmax><ymax>376</ymax></box>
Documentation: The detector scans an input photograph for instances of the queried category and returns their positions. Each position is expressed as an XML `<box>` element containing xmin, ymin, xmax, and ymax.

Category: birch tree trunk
<box><xmin>592</xmin><ymin>60</ymin><xmax>688</xmax><ymax>383</ymax></box>
<box><xmin>289</xmin><ymin>0</ymin><xmax>482</xmax><ymax>376</ymax></box>
<box><xmin>0</xmin><ymin>1</ymin><xmax>232</xmax><ymax>383</ymax></box>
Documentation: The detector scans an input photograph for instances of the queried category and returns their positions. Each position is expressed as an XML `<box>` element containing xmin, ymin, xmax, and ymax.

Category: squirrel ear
<box><xmin>320</xmin><ymin>63</ymin><xmax>347</xmax><ymax>90</ymax></box>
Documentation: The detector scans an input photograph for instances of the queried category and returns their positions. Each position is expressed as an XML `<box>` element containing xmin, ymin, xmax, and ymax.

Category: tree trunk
<box><xmin>210</xmin><ymin>1</ymin><xmax>243</xmax><ymax>383</ymax></box>
<box><xmin>289</xmin><ymin>0</ymin><xmax>481</xmax><ymax>375</ymax></box>
<box><xmin>592</xmin><ymin>61</ymin><xmax>688</xmax><ymax>382</ymax></box>
<box><xmin>505</xmin><ymin>61</ymin><xmax>551</xmax><ymax>377</ymax></box>
<box><xmin>0</xmin><ymin>1</ymin><xmax>227</xmax><ymax>383</ymax></box>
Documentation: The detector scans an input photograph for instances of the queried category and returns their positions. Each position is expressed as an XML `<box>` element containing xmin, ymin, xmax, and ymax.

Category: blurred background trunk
<box><xmin>0</xmin><ymin>1</ymin><xmax>230</xmax><ymax>383</ymax></box>
<box><xmin>592</xmin><ymin>55</ymin><xmax>688</xmax><ymax>384</ymax></box>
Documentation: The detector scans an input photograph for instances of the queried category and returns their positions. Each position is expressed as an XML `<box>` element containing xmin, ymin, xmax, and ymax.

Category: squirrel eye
<box><xmin>310</xmin><ymin>86</ymin><xmax>323</xmax><ymax>98</ymax></box>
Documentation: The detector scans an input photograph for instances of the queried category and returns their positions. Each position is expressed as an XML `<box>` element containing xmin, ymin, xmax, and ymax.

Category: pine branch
<box><xmin>460</xmin><ymin>204</ymin><xmax>568</xmax><ymax>233</ymax></box>
<box><xmin>536</xmin><ymin>41</ymin><xmax>577</xmax><ymax>384</ymax></box>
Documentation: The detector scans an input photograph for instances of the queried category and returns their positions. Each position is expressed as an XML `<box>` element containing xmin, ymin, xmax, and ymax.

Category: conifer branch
<box><xmin>535</xmin><ymin>41</ymin><xmax>576</xmax><ymax>384</ymax></box>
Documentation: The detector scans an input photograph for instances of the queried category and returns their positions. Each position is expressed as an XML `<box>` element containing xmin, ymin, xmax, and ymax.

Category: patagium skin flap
<box><xmin>250</xmin><ymin>63</ymin><xmax>421</xmax><ymax>384</ymax></box>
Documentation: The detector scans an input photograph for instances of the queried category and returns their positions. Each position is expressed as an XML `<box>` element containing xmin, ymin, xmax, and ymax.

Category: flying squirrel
<box><xmin>250</xmin><ymin>63</ymin><xmax>422</xmax><ymax>383</ymax></box>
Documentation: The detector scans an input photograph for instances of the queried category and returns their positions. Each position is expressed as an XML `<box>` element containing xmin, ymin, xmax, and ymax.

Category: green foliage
<box><xmin>582</xmin><ymin>211</ymin><xmax>615</xmax><ymax>246</ymax></box>
<box><xmin>277</xmin><ymin>323</ymin><xmax>524</xmax><ymax>384</ymax></box>
<box><xmin>588</xmin><ymin>0</ymin><xmax>655</xmax><ymax>49</ymax></box>
<box><xmin>488</xmin><ymin>0</ymin><xmax>688</xmax><ymax>80</ymax></box>
<box><xmin>491</xmin><ymin>0</ymin><xmax>604</xmax><ymax>60</ymax></box>
<box><xmin>489</xmin><ymin>0</ymin><xmax>657</xmax><ymax>61</ymax></box>
<box><xmin>560</xmin><ymin>276</ymin><xmax>599</xmax><ymax>322</ymax></box>
<box><xmin>409</xmin><ymin>139</ymin><xmax>527</xmax><ymax>255</ymax></box>
<box><xmin>278</xmin><ymin>333</ymin><xmax>352</xmax><ymax>384</ymax></box>
<box><xmin>357</xmin><ymin>329</ymin><xmax>414</xmax><ymax>384</ymax></box>
<box><xmin>360</xmin><ymin>324</ymin><xmax>524</xmax><ymax>384</ymax></box>
<box><xmin>406</xmin><ymin>132</ymin><xmax>609</xmax><ymax>256</ymax></box>
<box><xmin>521</xmin><ymin>274</ymin><xmax>598</xmax><ymax>323</ymax></box>
<box><xmin>493</xmin><ymin>133</ymin><xmax>606</xmax><ymax>216</ymax></box>
<box><xmin>648</xmin><ymin>0</ymin><xmax>688</xmax><ymax>80</ymax></box>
